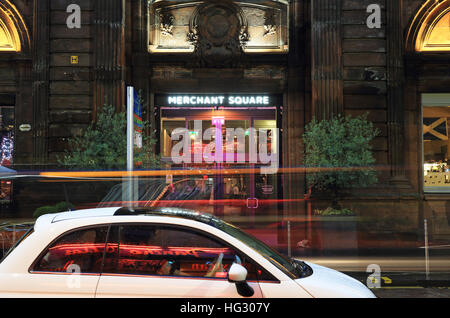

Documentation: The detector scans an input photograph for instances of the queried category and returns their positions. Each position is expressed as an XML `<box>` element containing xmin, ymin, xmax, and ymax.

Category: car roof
<box><xmin>34</xmin><ymin>206</ymin><xmax>228</xmax><ymax>231</ymax></box>
<box><xmin>51</xmin><ymin>207</ymin><xmax>121</xmax><ymax>222</ymax></box>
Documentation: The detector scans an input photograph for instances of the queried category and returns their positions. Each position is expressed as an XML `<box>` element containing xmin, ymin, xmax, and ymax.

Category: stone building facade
<box><xmin>0</xmin><ymin>0</ymin><xmax>449</xmax><ymax>239</ymax></box>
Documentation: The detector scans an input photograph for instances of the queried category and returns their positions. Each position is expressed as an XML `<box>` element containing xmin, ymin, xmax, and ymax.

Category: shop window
<box><xmin>158</xmin><ymin>106</ymin><xmax>279</xmax><ymax>215</ymax></box>
<box><xmin>187</xmin><ymin>119</ymin><xmax>215</xmax><ymax>161</ymax></box>
<box><xmin>161</xmin><ymin>119</ymin><xmax>186</xmax><ymax>158</ymax></box>
<box><xmin>255</xmin><ymin>120</ymin><xmax>277</xmax><ymax>157</ymax></box>
<box><xmin>102</xmin><ymin>224</ymin><xmax>273</xmax><ymax>281</ymax></box>
<box><xmin>0</xmin><ymin>106</ymin><xmax>14</xmax><ymax>203</ymax></box>
<box><xmin>0</xmin><ymin>106</ymin><xmax>14</xmax><ymax>166</ymax></box>
<box><xmin>423</xmin><ymin>94</ymin><xmax>450</xmax><ymax>192</ymax></box>
<box><xmin>188</xmin><ymin>119</ymin><xmax>251</xmax><ymax>162</ymax></box>
<box><xmin>161</xmin><ymin>117</ymin><xmax>277</xmax><ymax>163</ymax></box>
<box><xmin>32</xmin><ymin>227</ymin><xmax>109</xmax><ymax>273</ymax></box>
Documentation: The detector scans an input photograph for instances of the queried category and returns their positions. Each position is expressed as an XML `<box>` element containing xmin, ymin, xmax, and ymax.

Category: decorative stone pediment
<box><xmin>186</xmin><ymin>0</ymin><xmax>249</xmax><ymax>67</ymax></box>
<box><xmin>149</xmin><ymin>0</ymin><xmax>288</xmax><ymax>55</ymax></box>
<box><xmin>160</xmin><ymin>9</ymin><xmax>175</xmax><ymax>37</ymax></box>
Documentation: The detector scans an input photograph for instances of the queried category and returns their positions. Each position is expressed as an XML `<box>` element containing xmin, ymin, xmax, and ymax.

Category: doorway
<box><xmin>160</xmin><ymin>108</ymin><xmax>280</xmax><ymax>217</ymax></box>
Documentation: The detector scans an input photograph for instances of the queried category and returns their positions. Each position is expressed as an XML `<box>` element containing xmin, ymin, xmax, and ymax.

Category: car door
<box><xmin>95</xmin><ymin>224</ymin><xmax>263</xmax><ymax>298</ymax></box>
<box><xmin>24</xmin><ymin>226</ymin><xmax>108</xmax><ymax>298</ymax></box>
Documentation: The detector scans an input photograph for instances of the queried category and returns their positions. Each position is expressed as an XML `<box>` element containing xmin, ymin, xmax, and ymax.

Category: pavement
<box><xmin>296</xmin><ymin>255</ymin><xmax>450</xmax><ymax>297</ymax></box>
<box><xmin>372</xmin><ymin>287</ymin><xmax>450</xmax><ymax>298</ymax></box>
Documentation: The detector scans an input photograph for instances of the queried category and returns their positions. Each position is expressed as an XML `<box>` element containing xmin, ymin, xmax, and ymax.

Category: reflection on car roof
<box><xmin>114</xmin><ymin>207</ymin><xmax>226</xmax><ymax>229</ymax></box>
<box><xmin>45</xmin><ymin>206</ymin><xmax>226</xmax><ymax>231</ymax></box>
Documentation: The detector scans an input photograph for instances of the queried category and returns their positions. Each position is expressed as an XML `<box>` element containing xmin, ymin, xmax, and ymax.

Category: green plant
<box><xmin>33</xmin><ymin>201</ymin><xmax>74</xmax><ymax>218</ymax></box>
<box><xmin>303</xmin><ymin>113</ymin><xmax>379</xmax><ymax>209</ymax></box>
<box><xmin>33</xmin><ymin>206</ymin><xmax>57</xmax><ymax>218</ymax></box>
<box><xmin>58</xmin><ymin>104</ymin><xmax>160</xmax><ymax>170</ymax></box>
<box><xmin>54</xmin><ymin>201</ymin><xmax>75</xmax><ymax>212</ymax></box>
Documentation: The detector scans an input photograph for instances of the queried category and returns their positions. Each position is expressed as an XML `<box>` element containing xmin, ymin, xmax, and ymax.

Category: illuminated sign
<box><xmin>168</xmin><ymin>95</ymin><xmax>269</xmax><ymax>106</ymax></box>
<box><xmin>156</xmin><ymin>94</ymin><xmax>282</xmax><ymax>107</ymax></box>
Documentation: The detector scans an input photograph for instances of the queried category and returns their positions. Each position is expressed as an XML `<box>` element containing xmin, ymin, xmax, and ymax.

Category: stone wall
<box><xmin>47</xmin><ymin>0</ymin><xmax>94</xmax><ymax>164</ymax></box>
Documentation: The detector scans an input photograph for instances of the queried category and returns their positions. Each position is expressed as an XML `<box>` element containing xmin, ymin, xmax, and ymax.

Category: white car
<box><xmin>0</xmin><ymin>207</ymin><xmax>375</xmax><ymax>298</ymax></box>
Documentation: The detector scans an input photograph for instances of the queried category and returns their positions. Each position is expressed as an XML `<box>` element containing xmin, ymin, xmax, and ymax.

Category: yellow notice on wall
<box><xmin>70</xmin><ymin>56</ymin><xmax>79</xmax><ymax>64</ymax></box>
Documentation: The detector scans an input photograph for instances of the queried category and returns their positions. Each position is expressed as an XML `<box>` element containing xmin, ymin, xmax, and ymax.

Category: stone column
<box><xmin>15</xmin><ymin>60</ymin><xmax>33</xmax><ymax>167</ymax></box>
<box><xmin>130</xmin><ymin>0</ymin><xmax>151</xmax><ymax>124</ymax></box>
<box><xmin>386</xmin><ymin>0</ymin><xmax>407</xmax><ymax>185</ymax></box>
<box><xmin>94</xmin><ymin>0</ymin><xmax>126</xmax><ymax>116</ymax></box>
<box><xmin>282</xmin><ymin>0</ymin><xmax>307</xmax><ymax>242</ymax></box>
<box><xmin>32</xmin><ymin>0</ymin><xmax>50</xmax><ymax>167</ymax></box>
<box><xmin>311</xmin><ymin>0</ymin><xmax>344</xmax><ymax>120</ymax></box>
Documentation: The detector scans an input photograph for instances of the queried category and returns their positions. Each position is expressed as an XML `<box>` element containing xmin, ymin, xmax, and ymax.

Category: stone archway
<box><xmin>0</xmin><ymin>1</ymin><xmax>30</xmax><ymax>53</ymax></box>
<box><xmin>0</xmin><ymin>18</ymin><xmax>20</xmax><ymax>52</ymax></box>
<box><xmin>406</xmin><ymin>0</ymin><xmax>450</xmax><ymax>52</ymax></box>
<box><xmin>0</xmin><ymin>1</ymin><xmax>31</xmax><ymax>169</ymax></box>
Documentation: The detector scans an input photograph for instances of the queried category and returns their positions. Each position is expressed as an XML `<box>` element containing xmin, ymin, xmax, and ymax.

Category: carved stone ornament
<box><xmin>263</xmin><ymin>8</ymin><xmax>277</xmax><ymax>37</ymax></box>
<box><xmin>187</xmin><ymin>0</ymin><xmax>249</xmax><ymax>68</ymax></box>
<box><xmin>160</xmin><ymin>9</ymin><xmax>175</xmax><ymax>37</ymax></box>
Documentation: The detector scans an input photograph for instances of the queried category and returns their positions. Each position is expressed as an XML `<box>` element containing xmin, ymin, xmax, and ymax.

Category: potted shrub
<box><xmin>57</xmin><ymin>104</ymin><xmax>160</xmax><ymax>207</ymax></box>
<box><xmin>33</xmin><ymin>201</ymin><xmax>75</xmax><ymax>218</ymax></box>
<box><xmin>58</xmin><ymin>104</ymin><xmax>160</xmax><ymax>171</ymax></box>
<box><xmin>313</xmin><ymin>207</ymin><xmax>358</xmax><ymax>255</ymax></box>
<box><xmin>303</xmin><ymin>114</ymin><xmax>379</xmax><ymax>255</ymax></box>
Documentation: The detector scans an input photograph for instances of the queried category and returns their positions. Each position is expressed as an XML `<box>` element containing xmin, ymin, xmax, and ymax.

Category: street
<box><xmin>373</xmin><ymin>287</ymin><xmax>450</xmax><ymax>298</ymax></box>
<box><xmin>297</xmin><ymin>255</ymin><xmax>450</xmax><ymax>297</ymax></box>
<box><xmin>300</xmin><ymin>256</ymin><xmax>450</xmax><ymax>273</ymax></box>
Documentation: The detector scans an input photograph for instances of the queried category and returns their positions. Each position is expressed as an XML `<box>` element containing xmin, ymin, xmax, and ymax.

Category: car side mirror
<box><xmin>228</xmin><ymin>263</ymin><xmax>254</xmax><ymax>297</ymax></box>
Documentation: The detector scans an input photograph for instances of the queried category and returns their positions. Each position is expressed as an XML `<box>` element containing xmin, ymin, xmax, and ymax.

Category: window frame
<box><xmin>28</xmin><ymin>221</ymin><xmax>280</xmax><ymax>283</ymax></box>
<box><xmin>101</xmin><ymin>222</ymin><xmax>280</xmax><ymax>283</ymax></box>
<box><xmin>0</xmin><ymin>226</ymin><xmax>33</xmax><ymax>264</ymax></box>
<box><xmin>422</xmin><ymin>93</ymin><xmax>450</xmax><ymax>193</ymax></box>
<box><xmin>28</xmin><ymin>225</ymin><xmax>110</xmax><ymax>275</ymax></box>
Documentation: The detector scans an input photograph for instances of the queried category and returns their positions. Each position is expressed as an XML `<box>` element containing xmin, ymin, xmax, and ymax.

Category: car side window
<box><xmin>102</xmin><ymin>224</ymin><xmax>275</xmax><ymax>281</ymax></box>
<box><xmin>32</xmin><ymin>226</ymin><xmax>109</xmax><ymax>274</ymax></box>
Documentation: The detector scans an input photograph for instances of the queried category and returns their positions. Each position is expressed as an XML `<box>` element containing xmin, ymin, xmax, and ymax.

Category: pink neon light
<box><xmin>212</xmin><ymin>117</ymin><xmax>225</xmax><ymax>126</ymax></box>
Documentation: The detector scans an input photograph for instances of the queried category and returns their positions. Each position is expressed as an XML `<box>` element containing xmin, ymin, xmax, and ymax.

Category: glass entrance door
<box><xmin>160</xmin><ymin>109</ymin><xmax>278</xmax><ymax>217</ymax></box>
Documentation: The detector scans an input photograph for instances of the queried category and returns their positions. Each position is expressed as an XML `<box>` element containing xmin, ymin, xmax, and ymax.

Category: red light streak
<box><xmin>47</xmin><ymin>243</ymin><xmax>232</xmax><ymax>259</ymax></box>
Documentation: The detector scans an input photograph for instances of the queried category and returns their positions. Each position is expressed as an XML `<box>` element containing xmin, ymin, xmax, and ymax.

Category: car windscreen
<box><xmin>218</xmin><ymin>222</ymin><xmax>302</xmax><ymax>279</ymax></box>
<box><xmin>0</xmin><ymin>225</ymin><xmax>34</xmax><ymax>264</ymax></box>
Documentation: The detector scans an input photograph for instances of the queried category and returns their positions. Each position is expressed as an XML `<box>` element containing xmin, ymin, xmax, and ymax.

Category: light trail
<box><xmin>38</xmin><ymin>166</ymin><xmax>391</xmax><ymax>179</ymax></box>
<box><xmin>299</xmin><ymin>256</ymin><xmax>450</xmax><ymax>272</ymax></box>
